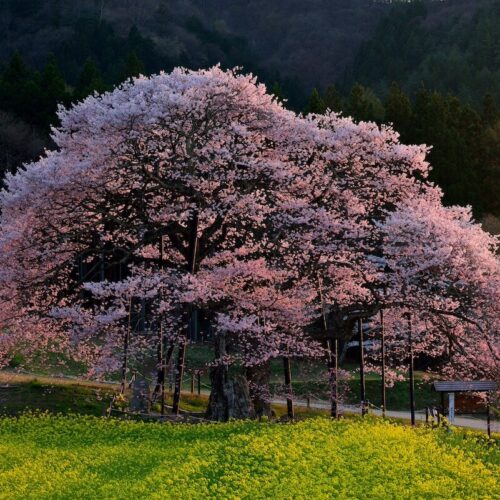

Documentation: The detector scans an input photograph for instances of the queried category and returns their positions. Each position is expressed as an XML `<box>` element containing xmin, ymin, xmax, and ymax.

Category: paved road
<box><xmin>272</xmin><ymin>397</ymin><xmax>498</xmax><ymax>433</ymax></box>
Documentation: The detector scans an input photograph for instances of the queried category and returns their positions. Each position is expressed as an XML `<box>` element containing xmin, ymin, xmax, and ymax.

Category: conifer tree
<box><xmin>121</xmin><ymin>52</ymin><xmax>145</xmax><ymax>82</ymax></box>
<box><xmin>74</xmin><ymin>58</ymin><xmax>107</xmax><ymax>101</ymax></box>
<box><xmin>323</xmin><ymin>84</ymin><xmax>342</xmax><ymax>112</ymax></box>
<box><xmin>346</xmin><ymin>83</ymin><xmax>383</xmax><ymax>123</ymax></box>
<box><xmin>0</xmin><ymin>52</ymin><xmax>39</xmax><ymax>122</ymax></box>
<box><xmin>306</xmin><ymin>88</ymin><xmax>326</xmax><ymax>114</ymax></box>
<box><xmin>38</xmin><ymin>55</ymin><xmax>69</xmax><ymax>127</ymax></box>
<box><xmin>385</xmin><ymin>82</ymin><xmax>412</xmax><ymax>142</ymax></box>
<box><xmin>482</xmin><ymin>94</ymin><xmax>498</xmax><ymax>126</ymax></box>
<box><xmin>271</xmin><ymin>82</ymin><xmax>285</xmax><ymax>104</ymax></box>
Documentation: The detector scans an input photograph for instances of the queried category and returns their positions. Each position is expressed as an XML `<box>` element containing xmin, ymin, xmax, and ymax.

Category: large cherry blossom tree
<box><xmin>0</xmin><ymin>67</ymin><xmax>497</xmax><ymax>420</ymax></box>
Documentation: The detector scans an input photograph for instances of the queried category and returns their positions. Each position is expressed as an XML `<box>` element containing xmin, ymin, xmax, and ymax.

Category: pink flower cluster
<box><xmin>0</xmin><ymin>66</ymin><xmax>496</xmax><ymax>381</ymax></box>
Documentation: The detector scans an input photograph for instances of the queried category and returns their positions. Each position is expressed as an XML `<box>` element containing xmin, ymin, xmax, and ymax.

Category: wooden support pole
<box><xmin>191</xmin><ymin>372</ymin><xmax>195</xmax><ymax>394</ymax></box>
<box><xmin>407</xmin><ymin>313</ymin><xmax>416</xmax><ymax>426</ymax></box>
<box><xmin>334</xmin><ymin>338</ymin><xmax>339</xmax><ymax>418</ymax></box>
<box><xmin>358</xmin><ymin>318</ymin><xmax>367</xmax><ymax>416</ymax></box>
<box><xmin>159</xmin><ymin>329</ymin><xmax>165</xmax><ymax>415</ymax></box>
<box><xmin>120</xmin><ymin>296</ymin><xmax>132</xmax><ymax>395</ymax></box>
<box><xmin>317</xmin><ymin>273</ymin><xmax>338</xmax><ymax>419</ymax></box>
<box><xmin>487</xmin><ymin>396</ymin><xmax>491</xmax><ymax>438</ymax></box>
<box><xmin>283</xmin><ymin>356</ymin><xmax>294</xmax><ymax>419</ymax></box>
<box><xmin>169</xmin><ymin>362</ymin><xmax>173</xmax><ymax>392</ymax></box>
<box><xmin>159</xmin><ymin>340</ymin><xmax>166</xmax><ymax>415</ymax></box>
<box><xmin>380</xmin><ymin>309</ymin><xmax>386</xmax><ymax>418</ymax></box>
<box><xmin>327</xmin><ymin>339</ymin><xmax>339</xmax><ymax>419</ymax></box>
<box><xmin>197</xmin><ymin>371</ymin><xmax>201</xmax><ymax>396</ymax></box>
<box><xmin>172</xmin><ymin>212</ymin><xmax>198</xmax><ymax>415</ymax></box>
<box><xmin>172</xmin><ymin>344</ymin><xmax>186</xmax><ymax>415</ymax></box>
<box><xmin>159</xmin><ymin>236</ymin><xmax>166</xmax><ymax>415</ymax></box>
<box><xmin>158</xmin><ymin>343</ymin><xmax>175</xmax><ymax>404</ymax></box>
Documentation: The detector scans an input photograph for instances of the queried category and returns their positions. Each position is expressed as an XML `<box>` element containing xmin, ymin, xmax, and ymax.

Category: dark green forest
<box><xmin>0</xmin><ymin>0</ymin><xmax>498</xmax><ymax>219</ymax></box>
<box><xmin>348</xmin><ymin>1</ymin><xmax>500</xmax><ymax>107</ymax></box>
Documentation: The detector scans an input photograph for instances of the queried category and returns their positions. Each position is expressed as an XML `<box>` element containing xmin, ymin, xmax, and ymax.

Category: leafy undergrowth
<box><xmin>0</xmin><ymin>415</ymin><xmax>497</xmax><ymax>499</ymax></box>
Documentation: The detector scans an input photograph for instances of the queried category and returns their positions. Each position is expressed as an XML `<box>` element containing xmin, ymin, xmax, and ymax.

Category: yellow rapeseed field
<box><xmin>0</xmin><ymin>414</ymin><xmax>497</xmax><ymax>499</ymax></box>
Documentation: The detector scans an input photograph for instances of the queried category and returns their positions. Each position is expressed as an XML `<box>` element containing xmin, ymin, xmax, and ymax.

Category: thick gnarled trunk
<box><xmin>206</xmin><ymin>369</ymin><xmax>253</xmax><ymax>421</ymax></box>
<box><xmin>205</xmin><ymin>331</ymin><xmax>253</xmax><ymax>421</ymax></box>
<box><xmin>246</xmin><ymin>362</ymin><xmax>272</xmax><ymax>419</ymax></box>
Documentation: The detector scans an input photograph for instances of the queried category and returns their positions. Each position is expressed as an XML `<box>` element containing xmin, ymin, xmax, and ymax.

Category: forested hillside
<box><xmin>2</xmin><ymin>1</ymin><xmax>496</xmax><ymax>104</ymax></box>
<box><xmin>347</xmin><ymin>0</ymin><xmax>500</xmax><ymax>107</ymax></box>
<box><xmin>0</xmin><ymin>0</ymin><xmax>498</xmax><ymax>218</ymax></box>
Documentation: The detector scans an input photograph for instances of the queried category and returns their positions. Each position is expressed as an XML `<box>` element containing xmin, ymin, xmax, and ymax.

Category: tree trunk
<box><xmin>130</xmin><ymin>372</ymin><xmax>150</xmax><ymax>413</ymax></box>
<box><xmin>205</xmin><ymin>332</ymin><xmax>253</xmax><ymax>421</ymax></box>
<box><xmin>172</xmin><ymin>341</ymin><xmax>187</xmax><ymax>415</ymax></box>
<box><xmin>246</xmin><ymin>362</ymin><xmax>272</xmax><ymax>419</ymax></box>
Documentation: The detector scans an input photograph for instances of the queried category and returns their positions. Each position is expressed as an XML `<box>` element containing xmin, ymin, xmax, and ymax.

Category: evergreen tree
<box><xmin>306</xmin><ymin>88</ymin><xmax>326</xmax><ymax>114</ymax></box>
<box><xmin>385</xmin><ymin>82</ymin><xmax>412</xmax><ymax>141</ymax></box>
<box><xmin>120</xmin><ymin>52</ymin><xmax>145</xmax><ymax>82</ymax></box>
<box><xmin>412</xmin><ymin>88</ymin><xmax>486</xmax><ymax>214</ymax></box>
<box><xmin>0</xmin><ymin>52</ymin><xmax>39</xmax><ymax>122</ymax></box>
<box><xmin>481</xmin><ymin>120</ymin><xmax>500</xmax><ymax>216</ymax></box>
<box><xmin>271</xmin><ymin>82</ymin><xmax>285</xmax><ymax>104</ymax></box>
<box><xmin>1</xmin><ymin>52</ymin><xmax>30</xmax><ymax>90</ymax></box>
<box><xmin>346</xmin><ymin>83</ymin><xmax>383</xmax><ymax>123</ymax></box>
<box><xmin>323</xmin><ymin>85</ymin><xmax>342</xmax><ymax>112</ymax></box>
<box><xmin>125</xmin><ymin>25</ymin><xmax>158</xmax><ymax>74</ymax></box>
<box><xmin>38</xmin><ymin>55</ymin><xmax>69</xmax><ymax>127</ymax></box>
<box><xmin>482</xmin><ymin>94</ymin><xmax>498</xmax><ymax>126</ymax></box>
<box><xmin>74</xmin><ymin>58</ymin><xmax>107</xmax><ymax>101</ymax></box>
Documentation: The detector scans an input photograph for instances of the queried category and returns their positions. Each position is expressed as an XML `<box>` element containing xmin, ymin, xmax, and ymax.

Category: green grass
<box><xmin>0</xmin><ymin>377</ymin><xmax>117</xmax><ymax>417</ymax></box>
<box><xmin>0</xmin><ymin>414</ymin><xmax>497</xmax><ymax>499</ymax></box>
<box><xmin>184</xmin><ymin>349</ymin><xmax>443</xmax><ymax>412</ymax></box>
<box><xmin>6</xmin><ymin>345</ymin><xmax>448</xmax><ymax>413</ymax></box>
<box><xmin>1</xmin><ymin>342</ymin><xmax>484</xmax><ymax>418</ymax></box>
<box><xmin>0</xmin><ymin>373</ymin><xmax>208</xmax><ymax>417</ymax></box>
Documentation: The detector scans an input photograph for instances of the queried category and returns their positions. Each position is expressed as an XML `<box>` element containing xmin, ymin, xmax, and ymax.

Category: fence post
<box><xmin>487</xmin><ymin>396</ymin><xmax>491</xmax><ymax>438</ymax></box>
<box><xmin>283</xmin><ymin>356</ymin><xmax>294</xmax><ymax>419</ymax></box>
<box><xmin>380</xmin><ymin>310</ymin><xmax>386</xmax><ymax>418</ymax></box>
<box><xmin>358</xmin><ymin>318</ymin><xmax>367</xmax><ymax>416</ymax></box>
<box><xmin>406</xmin><ymin>313</ymin><xmax>416</xmax><ymax>426</ymax></box>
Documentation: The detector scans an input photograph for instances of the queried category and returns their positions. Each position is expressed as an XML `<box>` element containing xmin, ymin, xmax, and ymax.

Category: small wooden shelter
<box><xmin>433</xmin><ymin>380</ymin><xmax>497</xmax><ymax>436</ymax></box>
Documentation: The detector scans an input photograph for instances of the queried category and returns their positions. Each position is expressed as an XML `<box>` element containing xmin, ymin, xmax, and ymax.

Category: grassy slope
<box><xmin>0</xmin><ymin>344</ymin><xmax>451</xmax><ymax>419</ymax></box>
<box><xmin>0</xmin><ymin>372</ymin><xmax>210</xmax><ymax>417</ymax></box>
<box><xmin>0</xmin><ymin>415</ymin><xmax>497</xmax><ymax>499</ymax></box>
<box><xmin>0</xmin><ymin>374</ymin><xmax>117</xmax><ymax>417</ymax></box>
<box><xmin>186</xmin><ymin>346</ymin><xmax>441</xmax><ymax>411</ymax></box>
<box><xmin>3</xmin><ymin>344</ymin><xmax>484</xmax><ymax>418</ymax></box>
